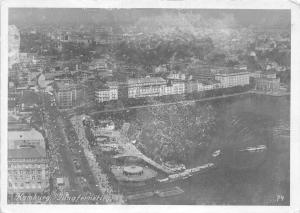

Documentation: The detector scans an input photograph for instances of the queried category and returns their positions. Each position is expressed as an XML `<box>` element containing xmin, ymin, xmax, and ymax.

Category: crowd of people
<box><xmin>71</xmin><ymin>115</ymin><xmax>124</xmax><ymax>204</ymax></box>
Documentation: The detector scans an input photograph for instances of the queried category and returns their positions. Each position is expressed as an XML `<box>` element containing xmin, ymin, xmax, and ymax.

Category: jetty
<box><xmin>157</xmin><ymin>163</ymin><xmax>216</xmax><ymax>183</ymax></box>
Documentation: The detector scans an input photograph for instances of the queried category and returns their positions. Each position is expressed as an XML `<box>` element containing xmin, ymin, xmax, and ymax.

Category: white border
<box><xmin>1</xmin><ymin>0</ymin><xmax>300</xmax><ymax>213</ymax></box>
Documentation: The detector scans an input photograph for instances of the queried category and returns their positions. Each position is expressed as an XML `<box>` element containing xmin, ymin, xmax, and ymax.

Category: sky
<box><xmin>9</xmin><ymin>8</ymin><xmax>291</xmax><ymax>29</ymax></box>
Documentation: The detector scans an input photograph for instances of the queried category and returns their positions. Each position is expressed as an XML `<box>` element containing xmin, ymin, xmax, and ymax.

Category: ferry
<box><xmin>239</xmin><ymin>145</ymin><xmax>267</xmax><ymax>153</ymax></box>
<box><xmin>157</xmin><ymin>177</ymin><xmax>169</xmax><ymax>183</ymax></box>
<box><xmin>212</xmin><ymin>149</ymin><xmax>221</xmax><ymax>157</ymax></box>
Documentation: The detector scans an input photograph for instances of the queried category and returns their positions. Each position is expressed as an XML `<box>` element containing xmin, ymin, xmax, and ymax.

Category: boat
<box><xmin>212</xmin><ymin>149</ymin><xmax>221</xmax><ymax>157</ymax></box>
<box><xmin>239</xmin><ymin>145</ymin><xmax>267</xmax><ymax>152</ymax></box>
<box><xmin>157</xmin><ymin>178</ymin><xmax>169</xmax><ymax>183</ymax></box>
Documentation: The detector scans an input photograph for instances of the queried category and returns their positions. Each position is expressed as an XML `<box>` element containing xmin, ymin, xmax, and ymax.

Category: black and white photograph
<box><xmin>1</xmin><ymin>0</ymin><xmax>300</xmax><ymax>212</ymax></box>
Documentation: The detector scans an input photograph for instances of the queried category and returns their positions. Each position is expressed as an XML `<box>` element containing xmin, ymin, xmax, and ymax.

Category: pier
<box><xmin>113</xmin><ymin>146</ymin><xmax>174</xmax><ymax>175</ymax></box>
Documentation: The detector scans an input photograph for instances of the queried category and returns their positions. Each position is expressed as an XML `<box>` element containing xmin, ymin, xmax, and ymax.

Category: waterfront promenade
<box><xmin>65</xmin><ymin>89</ymin><xmax>289</xmax><ymax>117</ymax></box>
<box><xmin>89</xmin><ymin>91</ymin><xmax>252</xmax><ymax>116</ymax></box>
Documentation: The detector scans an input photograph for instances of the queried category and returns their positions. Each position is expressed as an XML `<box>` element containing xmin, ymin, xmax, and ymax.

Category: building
<box><xmin>249</xmin><ymin>71</ymin><xmax>263</xmax><ymax>78</ymax></box>
<box><xmin>8</xmin><ymin>25</ymin><xmax>20</xmax><ymax>69</ymax></box>
<box><xmin>127</xmin><ymin>77</ymin><xmax>166</xmax><ymax>98</ymax></box>
<box><xmin>166</xmin><ymin>72</ymin><xmax>186</xmax><ymax>81</ymax></box>
<box><xmin>8</xmin><ymin>113</ymin><xmax>31</xmax><ymax>131</ymax></box>
<box><xmin>89</xmin><ymin>59</ymin><xmax>107</xmax><ymax>71</ymax></box>
<box><xmin>215</xmin><ymin>71</ymin><xmax>250</xmax><ymax>88</ymax></box>
<box><xmin>8</xmin><ymin>129</ymin><xmax>45</xmax><ymax>149</ymax></box>
<box><xmin>164</xmin><ymin>80</ymin><xmax>186</xmax><ymax>96</ymax></box>
<box><xmin>250</xmin><ymin>71</ymin><xmax>276</xmax><ymax>79</ymax></box>
<box><xmin>253</xmin><ymin>77</ymin><xmax>280</xmax><ymax>92</ymax></box>
<box><xmin>95</xmin><ymin>82</ymin><xmax>119</xmax><ymax>103</ymax></box>
<box><xmin>8</xmin><ymin>146</ymin><xmax>49</xmax><ymax>195</ymax></box>
<box><xmin>200</xmin><ymin>80</ymin><xmax>221</xmax><ymax>91</ymax></box>
<box><xmin>260</xmin><ymin>71</ymin><xmax>277</xmax><ymax>79</ymax></box>
<box><xmin>53</xmin><ymin>80</ymin><xmax>83</xmax><ymax>108</ymax></box>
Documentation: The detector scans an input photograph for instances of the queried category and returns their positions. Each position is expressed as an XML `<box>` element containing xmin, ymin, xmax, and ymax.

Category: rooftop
<box><xmin>215</xmin><ymin>70</ymin><xmax>250</xmax><ymax>76</ymax></box>
<box><xmin>18</xmin><ymin>91</ymin><xmax>40</xmax><ymax>106</ymax></box>
<box><xmin>55</xmin><ymin>80</ymin><xmax>78</xmax><ymax>91</ymax></box>
<box><xmin>128</xmin><ymin>77</ymin><xmax>166</xmax><ymax>85</ymax></box>
<box><xmin>261</xmin><ymin>70</ymin><xmax>277</xmax><ymax>75</ymax></box>
<box><xmin>8</xmin><ymin>129</ymin><xmax>44</xmax><ymax>141</ymax></box>
<box><xmin>8</xmin><ymin>145</ymin><xmax>46</xmax><ymax>159</ymax></box>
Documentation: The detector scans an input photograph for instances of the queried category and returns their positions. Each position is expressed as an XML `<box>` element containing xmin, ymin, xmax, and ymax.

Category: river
<box><xmin>94</xmin><ymin>94</ymin><xmax>290</xmax><ymax>205</ymax></box>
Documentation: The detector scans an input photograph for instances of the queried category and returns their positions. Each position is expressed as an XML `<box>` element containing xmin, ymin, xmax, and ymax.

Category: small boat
<box><xmin>212</xmin><ymin>149</ymin><xmax>221</xmax><ymax>157</ymax></box>
<box><xmin>239</xmin><ymin>145</ymin><xmax>267</xmax><ymax>153</ymax></box>
<box><xmin>157</xmin><ymin>178</ymin><xmax>169</xmax><ymax>183</ymax></box>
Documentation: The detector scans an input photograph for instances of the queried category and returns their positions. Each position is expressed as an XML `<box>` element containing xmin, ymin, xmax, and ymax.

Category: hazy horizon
<box><xmin>9</xmin><ymin>8</ymin><xmax>290</xmax><ymax>29</ymax></box>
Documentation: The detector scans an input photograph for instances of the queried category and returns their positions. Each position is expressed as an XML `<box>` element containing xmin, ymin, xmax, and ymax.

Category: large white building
<box><xmin>127</xmin><ymin>77</ymin><xmax>166</xmax><ymax>98</ymax></box>
<box><xmin>54</xmin><ymin>80</ymin><xmax>84</xmax><ymax>108</ymax></box>
<box><xmin>163</xmin><ymin>80</ymin><xmax>186</xmax><ymax>95</ymax></box>
<box><xmin>8</xmin><ymin>25</ymin><xmax>20</xmax><ymax>69</ymax></box>
<box><xmin>215</xmin><ymin>71</ymin><xmax>250</xmax><ymax>88</ymax></box>
<box><xmin>95</xmin><ymin>82</ymin><xmax>118</xmax><ymax>103</ymax></box>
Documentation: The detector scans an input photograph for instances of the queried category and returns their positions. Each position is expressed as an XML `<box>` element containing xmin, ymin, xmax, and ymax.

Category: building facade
<box><xmin>127</xmin><ymin>77</ymin><xmax>166</xmax><ymax>98</ymax></box>
<box><xmin>215</xmin><ymin>71</ymin><xmax>250</xmax><ymax>88</ymax></box>
<box><xmin>95</xmin><ymin>82</ymin><xmax>118</xmax><ymax>103</ymax></box>
<box><xmin>8</xmin><ymin>146</ymin><xmax>49</xmax><ymax>195</ymax></box>
<box><xmin>54</xmin><ymin>80</ymin><xmax>83</xmax><ymax>108</ymax></box>
<box><xmin>254</xmin><ymin>77</ymin><xmax>280</xmax><ymax>92</ymax></box>
<box><xmin>163</xmin><ymin>80</ymin><xmax>186</xmax><ymax>95</ymax></box>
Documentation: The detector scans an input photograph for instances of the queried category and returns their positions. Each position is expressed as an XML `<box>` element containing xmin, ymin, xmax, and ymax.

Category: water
<box><xmin>95</xmin><ymin>94</ymin><xmax>290</xmax><ymax>205</ymax></box>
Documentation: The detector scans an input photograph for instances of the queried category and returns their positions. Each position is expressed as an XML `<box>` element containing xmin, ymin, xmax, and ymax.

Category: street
<box><xmin>41</xmin><ymin>92</ymin><xmax>101</xmax><ymax>204</ymax></box>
